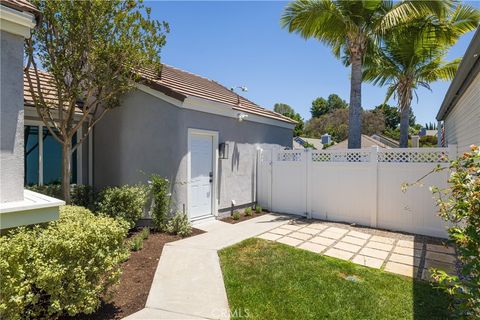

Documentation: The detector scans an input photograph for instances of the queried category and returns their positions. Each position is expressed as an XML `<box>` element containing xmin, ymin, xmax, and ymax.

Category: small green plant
<box><xmin>130</xmin><ymin>235</ymin><xmax>144</xmax><ymax>251</ymax></box>
<box><xmin>166</xmin><ymin>213</ymin><xmax>192</xmax><ymax>237</ymax></box>
<box><xmin>140</xmin><ymin>227</ymin><xmax>150</xmax><ymax>240</ymax></box>
<box><xmin>244</xmin><ymin>207</ymin><xmax>253</xmax><ymax>216</ymax></box>
<box><xmin>149</xmin><ymin>175</ymin><xmax>171</xmax><ymax>231</ymax></box>
<box><xmin>232</xmin><ymin>211</ymin><xmax>241</xmax><ymax>220</ymax></box>
<box><xmin>255</xmin><ymin>205</ymin><xmax>263</xmax><ymax>213</ymax></box>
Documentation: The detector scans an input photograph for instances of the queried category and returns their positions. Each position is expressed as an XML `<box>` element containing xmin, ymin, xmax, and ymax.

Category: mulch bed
<box><xmin>220</xmin><ymin>211</ymin><xmax>266</xmax><ymax>224</ymax></box>
<box><xmin>62</xmin><ymin>228</ymin><xmax>204</xmax><ymax>320</ymax></box>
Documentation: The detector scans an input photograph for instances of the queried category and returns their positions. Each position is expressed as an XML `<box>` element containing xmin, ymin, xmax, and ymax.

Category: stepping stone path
<box><xmin>258</xmin><ymin>219</ymin><xmax>457</xmax><ymax>280</ymax></box>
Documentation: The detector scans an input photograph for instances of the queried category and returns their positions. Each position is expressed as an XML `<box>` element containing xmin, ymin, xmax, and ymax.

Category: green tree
<box><xmin>274</xmin><ymin>103</ymin><xmax>295</xmax><ymax>115</ymax></box>
<box><xmin>311</xmin><ymin>94</ymin><xmax>347</xmax><ymax>118</ymax></box>
<box><xmin>374</xmin><ymin>103</ymin><xmax>415</xmax><ymax>130</ymax></box>
<box><xmin>274</xmin><ymin>103</ymin><xmax>304</xmax><ymax>136</ymax></box>
<box><xmin>310</xmin><ymin>97</ymin><xmax>328</xmax><ymax>118</ymax></box>
<box><xmin>305</xmin><ymin>108</ymin><xmax>384</xmax><ymax>142</ymax></box>
<box><xmin>364</xmin><ymin>4</ymin><xmax>479</xmax><ymax>147</ymax></box>
<box><xmin>25</xmin><ymin>0</ymin><xmax>168</xmax><ymax>203</ymax></box>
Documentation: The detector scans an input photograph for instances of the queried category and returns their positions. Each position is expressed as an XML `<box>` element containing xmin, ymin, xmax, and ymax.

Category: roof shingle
<box><xmin>0</xmin><ymin>0</ymin><xmax>39</xmax><ymax>16</ymax></box>
<box><xmin>138</xmin><ymin>65</ymin><xmax>296</xmax><ymax>124</ymax></box>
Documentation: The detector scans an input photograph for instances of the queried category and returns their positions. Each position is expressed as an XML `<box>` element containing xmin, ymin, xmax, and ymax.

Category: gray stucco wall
<box><xmin>1</xmin><ymin>31</ymin><xmax>24</xmax><ymax>202</ymax></box>
<box><xmin>94</xmin><ymin>89</ymin><xmax>292</xmax><ymax>215</ymax></box>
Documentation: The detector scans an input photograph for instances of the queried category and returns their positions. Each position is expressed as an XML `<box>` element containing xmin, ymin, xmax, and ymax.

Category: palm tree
<box><xmin>282</xmin><ymin>0</ymin><xmax>395</xmax><ymax>148</ymax></box>
<box><xmin>363</xmin><ymin>5</ymin><xmax>479</xmax><ymax>147</ymax></box>
<box><xmin>280</xmin><ymin>0</ymin><xmax>474</xmax><ymax>149</ymax></box>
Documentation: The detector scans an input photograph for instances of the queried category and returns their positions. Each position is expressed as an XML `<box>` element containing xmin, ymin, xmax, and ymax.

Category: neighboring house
<box><xmin>22</xmin><ymin>65</ymin><xmax>296</xmax><ymax>223</ymax></box>
<box><xmin>326</xmin><ymin>134</ymin><xmax>390</xmax><ymax>150</ymax></box>
<box><xmin>0</xmin><ymin>0</ymin><xmax>63</xmax><ymax>230</ymax></box>
<box><xmin>437</xmin><ymin>28</ymin><xmax>480</xmax><ymax>153</ymax></box>
<box><xmin>293</xmin><ymin>137</ymin><xmax>323</xmax><ymax>150</ymax></box>
<box><xmin>371</xmin><ymin>133</ymin><xmax>399</xmax><ymax>148</ymax></box>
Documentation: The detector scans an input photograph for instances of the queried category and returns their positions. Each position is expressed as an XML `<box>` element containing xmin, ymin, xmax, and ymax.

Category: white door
<box><xmin>189</xmin><ymin>134</ymin><xmax>214</xmax><ymax>219</ymax></box>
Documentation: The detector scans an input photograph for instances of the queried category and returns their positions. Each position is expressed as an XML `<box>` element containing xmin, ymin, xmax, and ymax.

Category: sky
<box><xmin>149</xmin><ymin>1</ymin><xmax>479</xmax><ymax>126</ymax></box>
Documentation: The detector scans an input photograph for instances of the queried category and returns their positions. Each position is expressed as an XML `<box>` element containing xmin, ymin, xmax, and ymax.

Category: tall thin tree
<box><xmin>25</xmin><ymin>0</ymin><xmax>168</xmax><ymax>203</ymax></box>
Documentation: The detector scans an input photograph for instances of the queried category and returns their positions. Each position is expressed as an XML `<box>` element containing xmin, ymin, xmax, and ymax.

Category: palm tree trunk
<box><xmin>399</xmin><ymin>105</ymin><xmax>410</xmax><ymax>148</ymax></box>
<box><xmin>348</xmin><ymin>52</ymin><xmax>363</xmax><ymax>149</ymax></box>
<box><xmin>62</xmin><ymin>141</ymin><xmax>71</xmax><ymax>204</ymax></box>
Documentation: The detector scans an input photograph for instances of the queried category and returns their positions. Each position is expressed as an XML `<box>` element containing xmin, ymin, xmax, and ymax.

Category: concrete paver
<box><xmin>352</xmin><ymin>255</ymin><xmax>384</xmax><ymax>269</ymax></box>
<box><xmin>334</xmin><ymin>241</ymin><xmax>361</xmax><ymax>253</ymax></box>
<box><xmin>388</xmin><ymin>253</ymin><xmax>421</xmax><ymax>267</ymax></box>
<box><xmin>393</xmin><ymin>246</ymin><xmax>423</xmax><ymax>257</ymax></box>
<box><xmin>425</xmin><ymin>251</ymin><xmax>456</xmax><ymax>264</ymax></box>
<box><xmin>370</xmin><ymin>235</ymin><xmax>395</xmax><ymax>244</ymax></box>
<box><xmin>342</xmin><ymin>235</ymin><xmax>367</xmax><ymax>246</ymax></box>
<box><xmin>277</xmin><ymin>236</ymin><xmax>303</xmax><ymax>246</ymax></box>
<box><xmin>298</xmin><ymin>242</ymin><xmax>326</xmax><ymax>254</ymax></box>
<box><xmin>426</xmin><ymin>244</ymin><xmax>455</xmax><ymax>254</ymax></box>
<box><xmin>324</xmin><ymin>248</ymin><xmax>354</xmax><ymax>260</ymax></box>
<box><xmin>258</xmin><ymin>232</ymin><xmax>282</xmax><ymax>241</ymax></box>
<box><xmin>359</xmin><ymin>247</ymin><xmax>390</xmax><ymax>260</ymax></box>
<box><xmin>385</xmin><ymin>262</ymin><xmax>418</xmax><ymax>277</ymax></box>
<box><xmin>310</xmin><ymin>236</ymin><xmax>336</xmax><ymax>246</ymax></box>
<box><xmin>365</xmin><ymin>241</ymin><xmax>393</xmax><ymax>252</ymax></box>
<box><xmin>288</xmin><ymin>231</ymin><xmax>313</xmax><ymax>241</ymax></box>
<box><xmin>270</xmin><ymin>228</ymin><xmax>291</xmax><ymax>235</ymax></box>
<box><xmin>347</xmin><ymin>230</ymin><xmax>371</xmax><ymax>240</ymax></box>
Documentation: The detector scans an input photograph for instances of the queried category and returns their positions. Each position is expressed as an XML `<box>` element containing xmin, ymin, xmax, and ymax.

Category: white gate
<box><xmin>257</xmin><ymin>145</ymin><xmax>456</xmax><ymax>238</ymax></box>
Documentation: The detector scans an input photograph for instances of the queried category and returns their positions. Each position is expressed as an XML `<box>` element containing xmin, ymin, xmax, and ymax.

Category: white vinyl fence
<box><xmin>257</xmin><ymin>145</ymin><xmax>457</xmax><ymax>238</ymax></box>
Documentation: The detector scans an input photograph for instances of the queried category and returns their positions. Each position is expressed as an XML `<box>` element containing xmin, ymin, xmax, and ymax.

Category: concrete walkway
<box><xmin>124</xmin><ymin>214</ymin><xmax>290</xmax><ymax>320</ymax></box>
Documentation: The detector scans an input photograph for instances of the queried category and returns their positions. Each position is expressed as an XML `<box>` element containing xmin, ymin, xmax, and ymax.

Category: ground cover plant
<box><xmin>219</xmin><ymin>238</ymin><xmax>451</xmax><ymax>320</ymax></box>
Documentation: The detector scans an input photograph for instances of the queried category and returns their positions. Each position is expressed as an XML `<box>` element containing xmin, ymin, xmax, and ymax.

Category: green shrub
<box><xmin>244</xmin><ymin>207</ymin><xmax>253</xmax><ymax>216</ymax></box>
<box><xmin>96</xmin><ymin>185</ymin><xmax>147</xmax><ymax>229</ymax></box>
<box><xmin>130</xmin><ymin>235</ymin><xmax>144</xmax><ymax>251</ymax></box>
<box><xmin>27</xmin><ymin>184</ymin><xmax>95</xmax><ymax>209</ymax></box>
<box><xmin>255</xmin><ymin>205</ymin><xmax>263</xmax><ymax>213</ymax></box>
<box><xmin>140</xmin><ymin>227</ymin><xmax>150</xmax><ymax>240</ymax></box>
<box><xmin>149</xmin><ymin>175</ymin><xmax>171</xmax><ymax>230</ymax></box>
<box><xmin>232</xmin><ymin>211</ymin><xmax>241</xmax><ymax>220</ymax></box>
<box><xmin>429</xmin><ymin>146</ymin><xmax>480</xmax><ymax>318</ymax></box>
<box><xmin>0</xmin><ymin>206</ymin><xmax>129</xmax><ymax>319</ymax></box>
<box><xmin>166</xmin><ymin>213</ymin><xmax>192</xmax><ymax>237</ymax></box>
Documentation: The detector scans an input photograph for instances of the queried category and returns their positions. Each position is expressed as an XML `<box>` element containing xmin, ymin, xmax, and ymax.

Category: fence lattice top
<box><xmin>267</xmin><ymin>147</ymin><xmax>452</xmax><ymax>164</ymax></box>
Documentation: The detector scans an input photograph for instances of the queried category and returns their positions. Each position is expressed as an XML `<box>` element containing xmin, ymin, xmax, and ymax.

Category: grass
<box><xmin>219</xmin><ymin>238</ymin><xmax>451</xmax><ymax>320</ymax></box>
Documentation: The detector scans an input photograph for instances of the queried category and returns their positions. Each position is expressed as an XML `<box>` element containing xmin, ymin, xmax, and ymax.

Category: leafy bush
<box><xmin>255</xmin><ymin>205</ymin><xmax>263</xmax><ymax>213</ymax></box>
<box><xmin>428</xmin><ymin>145</ymin><xmax>480</xmax><ymax>318</ymax></box>
<box><xmin>130</xmin><ymin>235</ymin><xmax>144</xmax><ymax>251</ymax></box>
<box><xmin>0</xmin><ymin>206</ymin><xmax>129</xmax><ymax>319</ymax></box>
<box><xmin>140</xmin><ymin>227</ymin><xmax>150</xmax><ymax>240</ymax></box>
<box><xmin>166</xmin><ymin>213</ymin><xmax>192</xmax><ymax>237</ymax></box>
<box><xmin>420</xmin><ymin>135</ymin><xmax>438</xmax><ymax>147</ymax></box>
<box><xmin>149</xmin><ymin>175</ymin><xmax>171</xmax><ymax>230</ymax></box>
<box><xmin>232</xmin><ymin>211</ymin><xmax>241</xmax><ymax>220</ymax></box>
<box><xmin>244</xmin><ymin>207</ymin><xmax>253</xmax><ymax>216</ymax></box>
<box><xmin>27</xmin><ymin>184</ymin><xmax>95</xmax><ymax>209</ymax></box>
<box><xmin>96</xmin><ymin>185</ymin><xmax>147</xmax><ymax>229</ymax></box>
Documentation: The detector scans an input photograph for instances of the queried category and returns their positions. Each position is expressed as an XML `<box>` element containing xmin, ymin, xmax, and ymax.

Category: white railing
<box><xmin>257</xmin><ymin>145</ymin><xmax>457</xmax><ymax>238</ymax></box>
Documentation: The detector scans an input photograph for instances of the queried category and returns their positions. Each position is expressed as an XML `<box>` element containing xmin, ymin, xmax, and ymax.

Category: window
<box><xmin>23</xmin><ymin>124</ymin><xmax>80</xmax><ymax>186</ymax></box>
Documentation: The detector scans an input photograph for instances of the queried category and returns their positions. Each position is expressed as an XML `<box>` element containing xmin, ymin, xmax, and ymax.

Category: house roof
<box><xmin>293</xmin><ymin>137</ymin><xmax>323</xmax><ymax>150</ymax></box>
<box><xmin>0</xmin><ymin>0</ymin><xmax>39</xmax><ymax>17</ymax></box>
<box><xmin>326</xmin><ymin>134</ymin><xmax>390</xmax><ymax>150</ymax></box>
<box><xmin>23</xmin><ymin>68</ymin><xmax>83</xmax><ymax>111</ymax></box>
<box><xmin>138</xmin><ymin>64</ymin><xmax>297</xmax><ymax>125</ymax></box>
<box><xmin>437</xmin><ymin>28</ymin><xmax>480</xmax><ymax>121</ymax></box>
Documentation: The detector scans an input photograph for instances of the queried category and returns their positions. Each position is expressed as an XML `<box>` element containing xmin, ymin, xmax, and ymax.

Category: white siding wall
<box><xmin>444</xmin><ymin>73</ymin><xmax>480</xmax><ymax>153</ymax></box>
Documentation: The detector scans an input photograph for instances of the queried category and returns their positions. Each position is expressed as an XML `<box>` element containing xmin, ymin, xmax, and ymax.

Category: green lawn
<box><xmin>219</xmin><ymin>238</ymin><xmax>451</xmax><ymax>320</ymax></box>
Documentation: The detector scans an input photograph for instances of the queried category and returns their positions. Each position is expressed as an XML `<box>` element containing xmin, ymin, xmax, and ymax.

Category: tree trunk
<box><xmin>62</xmin><ymin>141</ymin><xmax>72</xmax><ymax>204</ymax></box>
<box><xmin>399</xmin><ymin>105</ymin><xmax>410</xmax><ymax>148</ymax></box>
<box><xmin>348</xmin><ymin>52</ymin><xmax>363</xmax><ymax>149</ymax></box>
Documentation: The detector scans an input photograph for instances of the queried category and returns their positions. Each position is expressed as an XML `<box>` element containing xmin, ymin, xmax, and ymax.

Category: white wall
<box><xmin>444</xmin><ymin>73</ymin><xmax>480</xmax><ymax>153</ymax></box>
<box><xmin>257</xmin><ymin>146</ymin><xmax>456</xmax><ymax>238</ymax></box>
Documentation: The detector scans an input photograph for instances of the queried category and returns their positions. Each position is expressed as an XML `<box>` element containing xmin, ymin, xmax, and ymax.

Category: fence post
<box><xmin>305</xmin><ymin>148</ymin><xmax>311</xmax><ymax>218</ymax></box>
<box><xmin>270</xmin><ymin>147</ymin><xmax>275</xmax><ymax>212</ymax></box>
<box><xmin>370</xmin><ymin>146</ymin><xmax>379</xmax><ymax>228</ymax></box>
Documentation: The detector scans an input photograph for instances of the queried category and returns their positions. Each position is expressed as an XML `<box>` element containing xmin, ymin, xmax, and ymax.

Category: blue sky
<box><xmin>150</xmin><ymin>1</ymin><xmax>479</xmax><ymax>126</ymax></box>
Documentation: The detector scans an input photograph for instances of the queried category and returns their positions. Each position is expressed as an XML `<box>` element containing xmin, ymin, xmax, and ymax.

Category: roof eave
<box><xmin>437</xmin><ymin>28</ymin><xmax>480</xmax><ymax>121</ymax></box>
